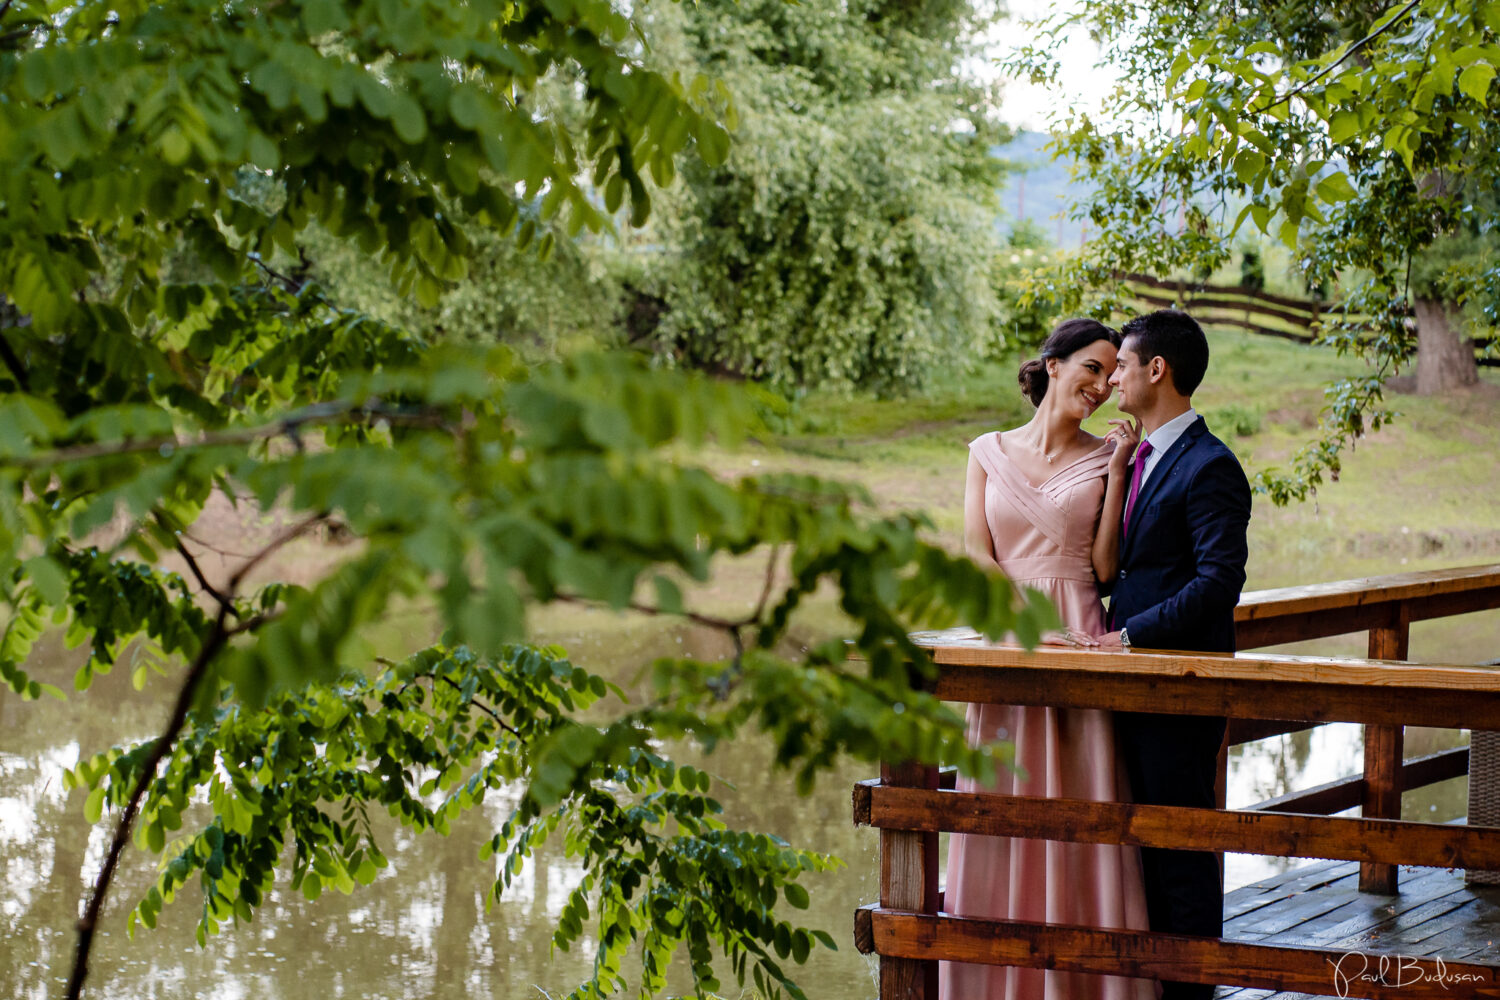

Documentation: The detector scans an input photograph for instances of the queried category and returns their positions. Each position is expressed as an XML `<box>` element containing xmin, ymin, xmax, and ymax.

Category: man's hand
<box><xmin>1096</xmin><ymin>630</ymin><xmax>1125</xmax><ymax>649</ymax></box>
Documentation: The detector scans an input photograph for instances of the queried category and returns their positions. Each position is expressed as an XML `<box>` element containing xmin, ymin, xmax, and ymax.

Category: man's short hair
<box><xmin>1119</xmin><ymin>309</ymin><xmax>1209</xmax><ymax>397</ymax></box>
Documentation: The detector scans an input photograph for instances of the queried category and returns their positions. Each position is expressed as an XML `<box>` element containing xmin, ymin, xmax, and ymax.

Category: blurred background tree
<box><xmin>635</xmin><ymin>0</ymin><xmax>1009</xmax><ymax>393</ymax></box>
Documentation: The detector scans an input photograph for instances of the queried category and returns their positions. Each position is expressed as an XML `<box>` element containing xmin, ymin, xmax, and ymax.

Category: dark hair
<box><xmin>1118</xmin><ymin>309</ymin><xmax>1209</xmax><ymax>397</ymax></box>
<box><xmin>1017</xmin><ymin>318</ymin><xmax>1121</xmax><ymax>407</ymax></box>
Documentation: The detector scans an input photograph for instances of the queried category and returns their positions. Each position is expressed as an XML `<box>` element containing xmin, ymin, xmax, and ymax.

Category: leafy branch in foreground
<box><xmin>22</xmin><ymin>343</ymin><xmax>1050</xmax><ymax>1000</ymax></box>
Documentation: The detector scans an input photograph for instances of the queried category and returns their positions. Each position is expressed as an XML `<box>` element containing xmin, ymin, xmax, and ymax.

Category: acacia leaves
<box><xmin>0</xmin><ymin>0</ymin><xmax>729</xmax><ymax>373</ymax></box>
<box><xmin>12</xmin><ymin>338</ymin><xmax>1037</xmax><ymax>997</ymax></box>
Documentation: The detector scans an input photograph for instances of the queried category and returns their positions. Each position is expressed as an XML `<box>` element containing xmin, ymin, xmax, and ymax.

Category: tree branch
<box><xmin>1249</xmin><ymin>0</ymin><xmax>1422</xmax><ymax>117</ymax></box>
<box><xmin>228</xmin><ymin>512</ymin><xmax>329</xmax><ymax>591</ymax></box>
<box><xmin>3</xmin><ymin>402</ymin><xmax>450</xmax><ymax>470</ymax></box>
<box><xmin>750</xmin><ymin>544</ymin><xmax>783</xmax><ymax>627</ymax></box>
<box><xmin>158</xmin><ymin>514</ymin><xmax>234</xmax><ymax>611</ymax></box>
<box><xmin>65</xmin><ymin>503</ymin><xmax>330</xmax><ymax>997</ymax></box>
<box><xmin>248</xmin><ymin>253</ymin><xmax>305</xmax><ymax>293</ymax></box>
<box><xmin>553</xmin><ymin>591</ymin><xmax>748</xmax><ymax>633</ymax></box>
<box><xmin>434</xmin><ymin>675</ymin><xmax>526</xmax><ymax>743</ymax></box>
<box><xmin>65</xmin><ymin>604</ymin><xmax>233</xmax><ymax>1000</ymax></box>
<box><xmin>224</xmin><ymin>610</ymin><xmax>281</xmax><ymax>637</ymax></box>
<box><xmin>179</xmin><ymin>530</ymin><xmax>257</xmax><ymax>560</ymax></box>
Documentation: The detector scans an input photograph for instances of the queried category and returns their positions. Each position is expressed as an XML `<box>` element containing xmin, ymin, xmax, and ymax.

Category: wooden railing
<box><xmin>853</xmin><ymin>564</ymin><xmax>1500</xmax><ymax>999</ymax></box>
<box><xmin>1122</xmin><ymin>273</ymin><xmax>1500</xmax><ymax>365</ymax></box>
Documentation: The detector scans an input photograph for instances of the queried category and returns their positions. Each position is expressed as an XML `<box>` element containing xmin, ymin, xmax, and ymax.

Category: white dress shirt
<box><xmin>1138</xmin><ymin>408</ymin><xmax>1198</xmax><ymax>486</ymax></box>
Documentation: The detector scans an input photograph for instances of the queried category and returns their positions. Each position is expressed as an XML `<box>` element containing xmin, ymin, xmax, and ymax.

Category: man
<box><xmin>1099</xmin><ymin>309</ymin><xmax>1252</xmax><ymax>1000</ymax></box>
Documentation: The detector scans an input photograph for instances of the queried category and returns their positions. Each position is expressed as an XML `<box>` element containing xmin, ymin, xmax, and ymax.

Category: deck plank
<box><xmin>1221</xmin><ymin>863</ymin><xmax>1500</xmax><ymax>998</ymax></box>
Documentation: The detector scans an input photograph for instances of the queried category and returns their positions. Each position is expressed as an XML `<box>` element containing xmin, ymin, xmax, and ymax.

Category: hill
<box><xmin>994</xmin><ymin>129</ymin><xmax>1094</xmax><ymax>248</ymax></box>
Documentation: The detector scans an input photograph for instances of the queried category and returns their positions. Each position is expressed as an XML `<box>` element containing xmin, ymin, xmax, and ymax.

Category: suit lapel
<box><xmin>1123</xmin><ymin>417</ymin><xmax>1207</xmax><ymax>559</ymax></box>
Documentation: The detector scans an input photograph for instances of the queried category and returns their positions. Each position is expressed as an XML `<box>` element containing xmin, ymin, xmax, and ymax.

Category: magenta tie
<box><xmin>1122</xmin><ymin>439</ymin><xmax>1154</xmax><ymax>537</ymax></box>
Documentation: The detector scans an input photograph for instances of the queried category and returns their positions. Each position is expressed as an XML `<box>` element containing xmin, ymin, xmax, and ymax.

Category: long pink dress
<box><xmin>940</xmin><ymin>431</ymin><xmax>1156</xmax><ymax>1000</ymax></box>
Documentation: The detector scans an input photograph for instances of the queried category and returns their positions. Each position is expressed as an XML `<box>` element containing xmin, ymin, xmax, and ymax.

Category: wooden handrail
<box><xmin>920</xmin><ymin>640</ymin><xmax>1500</xmax><ymax>694</ymax></box>
<box><xmin>1235</xmin><ymin>563</ymin><xmax>1500</xmax><ymax>647</ymax></box>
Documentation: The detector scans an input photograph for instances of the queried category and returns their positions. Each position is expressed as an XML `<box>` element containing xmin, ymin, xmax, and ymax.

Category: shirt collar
<box><xmin>1145</xmin><ymin>407</ymin><xmax>1198</xmax><ymax>457</ymax></box>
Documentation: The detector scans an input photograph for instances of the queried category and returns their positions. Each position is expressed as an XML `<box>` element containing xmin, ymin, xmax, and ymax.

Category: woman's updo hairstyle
<box><xmin>1017</xmin><ymin>318</ymin><xmax>1121</xmax><ymax>407</ymax></box>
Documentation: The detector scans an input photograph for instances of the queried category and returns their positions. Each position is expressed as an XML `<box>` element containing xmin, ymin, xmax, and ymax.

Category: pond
<box><xmin>2</xmin><ymin>540</ymin><xmax>1495</xmax><ymax>1000</ymax></box>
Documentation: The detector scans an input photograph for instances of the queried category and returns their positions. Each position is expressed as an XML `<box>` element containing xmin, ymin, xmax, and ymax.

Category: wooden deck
<box><xmin>1217</xmin><ymin>859</ymin><xmax>1500</xmax><ymax>998</ymax></box>
<box><xmin>858</xmin><ymin>565</ymin><xmax>1500</xmax><ymax>999</ymax></box>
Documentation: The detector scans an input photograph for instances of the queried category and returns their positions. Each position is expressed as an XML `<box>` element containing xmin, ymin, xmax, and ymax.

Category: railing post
<box><xmin>879</xmin><ymin>760</ymin><xmax>940</xmax><ymax>999</ymax></box>
<box><xmin>1361</xmin><ymin>603</ymin><xmax>1410</xmax><ymax>894</ymax></box>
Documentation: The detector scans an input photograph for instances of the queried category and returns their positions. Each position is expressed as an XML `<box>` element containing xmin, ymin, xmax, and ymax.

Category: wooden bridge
<box><xmin>854</xmin><ymin>564</ymin><xmax>1500</xmax><ymax>998</ymax></box>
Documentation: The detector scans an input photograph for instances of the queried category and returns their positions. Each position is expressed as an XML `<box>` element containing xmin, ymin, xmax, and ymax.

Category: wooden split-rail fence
<box><xmin>853</xmin><ymin>563</ymin><xmax>1500</xmax><ymax>998</ymax></box>
<box><xmin>1122</xmin><ymin>273</ymin><xmax>1500</xmax><ymax>366</ymax></box>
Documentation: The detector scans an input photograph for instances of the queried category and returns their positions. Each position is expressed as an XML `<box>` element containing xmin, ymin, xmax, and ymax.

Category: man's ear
<box><xmin>1147</xmin><ymin>357</ymin><xmax>1166</xmax><ymax>384</ymax></box>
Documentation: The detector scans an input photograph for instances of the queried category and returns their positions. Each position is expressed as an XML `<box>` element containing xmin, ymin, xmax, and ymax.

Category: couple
<box><xmin>941</xmin><ymin>310</ymin><xmax>1252</xmax><ymax>1000</ymax></box>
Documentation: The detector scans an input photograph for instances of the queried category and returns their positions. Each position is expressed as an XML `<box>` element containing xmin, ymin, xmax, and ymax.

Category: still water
<box><xmin>2</xmin><ymin>543</ymin><xmax>1495</xmax><ymax>1000</ymax></box>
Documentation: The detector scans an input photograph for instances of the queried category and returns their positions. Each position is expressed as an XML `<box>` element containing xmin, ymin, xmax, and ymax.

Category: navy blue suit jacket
<box><xmin>1108</xmin><ymin>416</ymin><xmax>1251</xmax><ymax>653</ymax></box>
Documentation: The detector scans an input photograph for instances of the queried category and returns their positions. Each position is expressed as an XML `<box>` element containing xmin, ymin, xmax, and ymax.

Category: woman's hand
<box><xmin>1105</xmin><ymin>417</ymin><xmax>1142</xmax><ymax>471</ymax></box>
<box><xmin>1041</xmin><ymin>627</ymin><xmax>1101</xmax><ymax>648</ymax></box>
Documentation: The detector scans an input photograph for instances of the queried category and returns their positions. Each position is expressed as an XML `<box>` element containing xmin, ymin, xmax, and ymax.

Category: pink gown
<box><xmin>940</xmin><ymin>432</ymin><xmax>1156</xmax><ymax>1000</ymax></box>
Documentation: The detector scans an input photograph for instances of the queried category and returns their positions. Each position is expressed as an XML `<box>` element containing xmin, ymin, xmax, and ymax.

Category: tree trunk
<box><xmin>1413</xmin><ymin>297</ymin><xmax>1479</xmax><ymax>395</ymax></box>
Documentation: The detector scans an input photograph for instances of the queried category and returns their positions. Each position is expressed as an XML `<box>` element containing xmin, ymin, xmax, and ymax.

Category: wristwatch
<box><xmin>1119</xmin><ymin>627</ymin><xmax>1131</xmax><ymax>650</ymax></box>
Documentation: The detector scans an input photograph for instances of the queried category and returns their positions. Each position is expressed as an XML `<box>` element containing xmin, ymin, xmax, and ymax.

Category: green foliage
<box><xmin>1007</xmin><ymin>0</ymin><xmax>1500</xmax><ymax>502</ymax></box>
<box><xmin>300</xmin><ymin>214</ymin><xmax>627</xmax><ymax>357</ymax></box>
<box><xmin>992</xmin><ymin>223</ymin><xmax>1070</xmax><ymax>351</ymax></box>
<box><xmin>63</xmin><ymin>643</ymin><xmax>852</xmax><ymax>995</ymax></box>
<box><xmin>640</xmin><ymin>0</ymin><xmax>1008</xmax><ymax>393</ymax></box>
<box><xmin>1</xmin><ymin>0</ymin><xmax>728</xmax><ymax>359</ymax></box>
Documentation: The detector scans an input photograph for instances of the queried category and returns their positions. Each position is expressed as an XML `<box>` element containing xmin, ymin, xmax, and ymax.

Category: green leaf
<box><xmin>84</xmin><ymin>787</ymin><xmax>106</xmax><ymax>824</ymax></box>
<box><xmin>1458</xmin><ymin>63</ymin><xmax>1495</xmax><ymax>104</ymax></box>
<box><xmin>696</xmin><ymin>122</ymin><xmax>731</xmax><ymax>167</ymax></box>
<box><xmin>1327</xmin><ymin>109</ymin><xmax>1362</xmax><ymax>144</ymax></box>
<box><xmin>1231</xmin><ymin>150</ymin><xmax>1265</xmax><ymax>185</ymax></box>
<box><xmin>22</xmin><ymin>555</ymin><xmax>68</xmax><ymax>605</ymax></box>
<box><xmin>783</xmin><ymin>883</ymin><xmax>809</xmax><ymax>909</ymax></box>
<box><xmin>1278</xmin><ymin>217</ymin><xmax>1301</xmax><ymax>248</ymax></box>
<box><xmin>449</xmin><ymin>87</ymin><xmax>486</xmax><ymax>130</ymax></box>
<box><xmin>390</xmin><ymin>92</ymin><xmax>428</xmax><ymax>144</ymax></box>
<box><xmin>1315</xmin><ymin>172</ymin><xmax>1357</xmax><ymax>204</ymax></box>
<box><xmin>1249</xmin><ymin>202</ymin><xmax>1273</xmax><ymax>233</ymax></box>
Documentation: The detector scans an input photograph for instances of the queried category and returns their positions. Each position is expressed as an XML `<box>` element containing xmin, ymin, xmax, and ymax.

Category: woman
<box><xmin>939</xmin><ymin>318</ymin><xmax>1155</xmax><ymax>1000</ymax></box>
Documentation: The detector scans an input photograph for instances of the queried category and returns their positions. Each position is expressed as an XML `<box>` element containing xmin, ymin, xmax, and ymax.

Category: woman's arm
<box><xmin>963</xmin><ymin>452</ymin><xmax>1002</xmax><ymax>573</ymax></box>
<box><xmin>1092</xmin><ymin>419</ymin><xmax>1140</xmax><ymax>583</ymax></box>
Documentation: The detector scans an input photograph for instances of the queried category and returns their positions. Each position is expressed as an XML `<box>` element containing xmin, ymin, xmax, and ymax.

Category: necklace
<box><xmin>1034</xmin><ymin>436</ymin><xmax>1068</xmax><ymax>464</ymax></box>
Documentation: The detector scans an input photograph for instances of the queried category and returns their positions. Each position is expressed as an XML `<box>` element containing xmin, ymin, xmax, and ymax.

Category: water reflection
<box><xmin>2</xmin><ymin>548</ymin><xmax>1495</xmax><ymax>1000</ymax></box>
